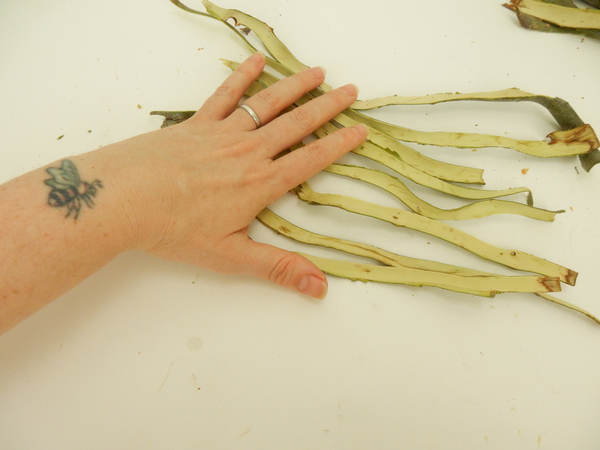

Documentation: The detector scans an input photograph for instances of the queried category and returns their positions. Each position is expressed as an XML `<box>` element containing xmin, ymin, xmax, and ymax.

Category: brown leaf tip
<box><xmin>540</xmin><ymin>277</ymin><xmax>561</xmax><ymax>292</ymax></box>
<box><xmin>503</xmin><ymin>2</ymin><xmax>517</xmax><ymax>12</ymax></box>
<box><xmin>503</xmin><ymin>0</ymin><xmax>522</xmax><ymax>11</ymax></box>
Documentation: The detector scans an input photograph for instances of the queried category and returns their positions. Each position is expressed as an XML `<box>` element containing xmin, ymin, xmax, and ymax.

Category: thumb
<box><xmin>240</xmin><ymin>239</ymin><xmax>329</xmax><ymax>300</ymax></box>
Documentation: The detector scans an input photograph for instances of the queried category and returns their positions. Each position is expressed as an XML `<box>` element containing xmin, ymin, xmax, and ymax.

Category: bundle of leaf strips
<box><xmin>153</xmin><ymin>0</ymin><xmax>600</xmax><ymax>324</ymax></box>
<box><xmin>504</xmin><ymin>0</ymin><xmax>600</xmax><ymax>40</ymax></box>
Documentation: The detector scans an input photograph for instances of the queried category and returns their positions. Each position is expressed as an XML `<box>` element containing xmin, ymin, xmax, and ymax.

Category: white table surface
<box><xmin>1</xmin><ymin>1</ymin><xmax>600</xmax><ymax>449</ymax></box>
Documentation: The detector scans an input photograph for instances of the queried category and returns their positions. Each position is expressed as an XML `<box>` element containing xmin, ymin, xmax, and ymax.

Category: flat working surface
<box><xmin>1</xmin><ymin>1</ymin><xmax>599</xmax><ymax>449</ymax></box>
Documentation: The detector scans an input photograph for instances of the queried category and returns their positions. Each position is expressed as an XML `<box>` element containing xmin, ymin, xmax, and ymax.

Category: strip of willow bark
<box><xmin>323</xmin><ymin>163</ymin><xmax>561</xmax><ymax>221</ymax></box>
<box><xmin>294</xmin><ymin>182</ymin><xmax>577</xmax><ymax>285</ymax></box>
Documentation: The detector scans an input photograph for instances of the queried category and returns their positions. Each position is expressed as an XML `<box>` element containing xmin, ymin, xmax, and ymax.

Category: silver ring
<box><xmin>238</xmin><ymin>104</ymin><xmax>262</xmax><ymax>129</ymax></box>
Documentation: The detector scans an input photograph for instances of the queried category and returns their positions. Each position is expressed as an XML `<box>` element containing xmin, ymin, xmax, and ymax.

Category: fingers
<box><xmin>228</xmin><ymin>66</ymin><xmax>326</xmax><ymax>131</ymax></box>
<box><xmin>270</xmin><ymin>122</ymin><xmax>369</xmax><ymax>194</ymax></box>
<box><xmin>237</xmin><ymin>238</ymin><xmax>329</xmax><ymax>299</ymax></box>
<box><xmin>195</xmin><ymin>52</ymin><xmax>266</xmax><ymax>121</ymax></box>
<box><xmin>258</xmin><ymin>83</ymin><xmax>361</xmax><ymax>156</ymax></box>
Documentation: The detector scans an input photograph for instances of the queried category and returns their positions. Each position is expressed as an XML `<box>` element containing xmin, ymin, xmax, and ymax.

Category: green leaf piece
<box><xmin>323</xmin><ymin>163</ymin><xmax>561</xmax><ymax>221</ymax></box>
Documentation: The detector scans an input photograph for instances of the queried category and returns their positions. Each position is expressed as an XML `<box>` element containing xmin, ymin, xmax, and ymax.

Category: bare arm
<box><xmin>0</xmin><ymin>52</ymin><xmax>367</xmax><ymax>335</ymax></box>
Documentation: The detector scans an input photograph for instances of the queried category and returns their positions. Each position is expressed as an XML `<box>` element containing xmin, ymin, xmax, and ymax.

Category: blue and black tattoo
<box><xmin>44</xmin><ymin>160</ymin><xmax>102</xmax><ymax>220</ymax></box>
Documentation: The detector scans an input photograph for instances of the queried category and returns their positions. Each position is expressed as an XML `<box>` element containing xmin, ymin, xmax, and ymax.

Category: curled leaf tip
<box><xmin>526</xmin><ymin>192</ymin><xmax>534</xmax><ymax>207</ymax></box>
<box><xmin>547</xmin><ymin>124</ymin><xmax>600</xmax><ymax>152</ymax></box>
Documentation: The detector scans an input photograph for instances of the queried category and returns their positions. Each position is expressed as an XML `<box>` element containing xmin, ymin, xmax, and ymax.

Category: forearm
<box><xmin>0</xmin><ymin>148</ymin><xmax>135</xmax><ymax>335</ymax></box>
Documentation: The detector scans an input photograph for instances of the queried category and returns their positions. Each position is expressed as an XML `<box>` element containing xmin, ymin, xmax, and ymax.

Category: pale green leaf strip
<box><xmin>221</xmin><ymin>58</ymin><xmax>486</xmax><ymax>185</ymax></box>
<box><xmin>170</xmin><ymin>0</ymin><xmax>286</xmax><ymax>74</ymax></box>
<box><xmin>324</xmin><ymin>163</ymin><xmax>561</xmax><ymax>221</ymax></box>
<box><xmin>332</xmin><ymin>112</ymin><xmax>487</xmax><ymax>184</ymax></box>
<box><xmin>294</xmin><ymin>183</ymin><xmax>577</xmax><ymax>285</ymax></box>
<box><xmin>351</xmin><ymin>89</ymin><xmax>590</xmax><ymax>136</ymax></box>
<box><xmin>313</xmin><ymin>121</ymin><xmax>486</xmax><ymax>187</ymax></box>
<box><xmin>203</xmin><ymin>0</ymin><xmax>331</xmax><ymax>84</ymax></box>
<box><xmin>322</xmin><ymin>120</ymin><xmax>534</xmax><ymax>200</ymax></box>
<box><xmin>354</xmin><ymin>90</ymin><xmax>600</xmax><ymax>161</ymax></box>
<box><xmin>513</xmin><ymin>0</ymin><xmax>600</xmax><ymax>29</ymax></box>
<box><xmin>351</xmin><ymin>89</ymin><xmax>594</xmax><ymax>134</ymax></box>
<box><xmin>536</xmin><ymin>293</ymin><xmax>600</xmax><ymax>325</ymax></box>
<box><xmin>350</xmin><ymin>142</ymin><xmax>525</xmax><ymax>200</ymax></box>
<box><xmin>257</xmin><ymin>208</ymin><xmax>497</xmax><ymax>276</ymax></box>
<box><xmin>298</xmin><ymin>253</ymin><xmax>560</xmax><ymax>296</ymax></box>
<box><xmin>321</xmin><ymin>120</ymin><xmax>532</xmax><ymax>202</ymax></box>
<box><xmin>342</xmin><ymin>108</ymin><xmax>597</xmax><ymax>158</ymax></box>
<box><xmin>352</xmin><ymin>88</ymin><xmax>540</xmax><ymax>110</ymax></box>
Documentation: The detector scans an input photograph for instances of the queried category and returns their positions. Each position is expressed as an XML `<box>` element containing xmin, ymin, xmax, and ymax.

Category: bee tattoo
<box><xmin>44</xmin><ymin>160</ymin><xmax>102</xmax><ymax>220</ymax></box>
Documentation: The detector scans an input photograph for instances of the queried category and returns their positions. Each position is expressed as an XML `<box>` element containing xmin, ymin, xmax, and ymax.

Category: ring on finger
<box><xmin>238</xmin><ymin>104</ymin><xmax>262</xmax><ymax>129</ymax></box>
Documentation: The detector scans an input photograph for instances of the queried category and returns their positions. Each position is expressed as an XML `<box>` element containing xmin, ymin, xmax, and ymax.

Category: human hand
<box><xmin>106</xmin><ymin>52</ymin><xmax>367</xmax><ymax>299</ymax></box>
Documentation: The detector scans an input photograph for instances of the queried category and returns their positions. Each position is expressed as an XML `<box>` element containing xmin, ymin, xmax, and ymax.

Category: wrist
<box><xmin>70</xmin><ymin>145</ymin><xmax>146</xmax><ymax>255</ymax></box>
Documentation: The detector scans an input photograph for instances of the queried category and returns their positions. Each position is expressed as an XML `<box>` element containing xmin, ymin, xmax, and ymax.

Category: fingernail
<box><xmin>341</xmin><ymin>83</ymin><xmax>359</xmax><ymax>96</ymax></box>
<box><xmin>298</xmin><ymin>274</ymin><xmax>328</xmax><ymax>300</ymax></box>
<box><xmin>309</xmin><ymin>66</ymin><xmax>327</xmax><ymax>79</ymax></box>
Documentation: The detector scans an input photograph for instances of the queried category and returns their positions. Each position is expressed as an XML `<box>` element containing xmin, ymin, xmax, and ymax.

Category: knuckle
<box><xmin>268</xmin><ymin>253</ymin><xmax>298</xmax><ymax>286</ymax></box>
<box><xmin>302</xmin><ymin>139</ymin><xmax>331</xmax><ymax>168</ymax></box>
<box><xmin>326</xmin><ymin>87</ymin><xmax>354</xmax><ymax>109</ymax></box>
<box><xmin>214</xmin><ymin>84</ymin><xmax>237</xmax><ymax>100</ymax></box>
<box><xmin>229</xmin><ymin>135</ymin><xmax>263</xmax><ymax>156</ymax></box>
<box><xmin>291</xmin><ymin>106</ymin><xmax>317</xmax><ymax>129</ymax></box>
<box><xmin>336</xmin><ymin>126</ymin><xmax>360</xmax><ymax>146</ymax></box>
<box><xmin>254</xmin><ymin>88</ymin><xmax>280</xmax><ymax>109</ymax></box>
